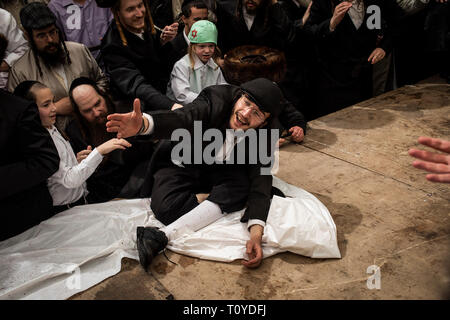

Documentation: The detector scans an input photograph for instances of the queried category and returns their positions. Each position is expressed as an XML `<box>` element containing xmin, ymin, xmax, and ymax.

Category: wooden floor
<box><xmin>71</xmin><ymin>77</ymin><xmax>450</xmax><ymax>300</ymax></box>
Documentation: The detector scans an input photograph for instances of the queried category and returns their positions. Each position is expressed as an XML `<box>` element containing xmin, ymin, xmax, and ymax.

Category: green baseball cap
<box><xmin>188</xmin><ymin>20</ymin><xmax>218</xmax><ymax>45</ymax></box>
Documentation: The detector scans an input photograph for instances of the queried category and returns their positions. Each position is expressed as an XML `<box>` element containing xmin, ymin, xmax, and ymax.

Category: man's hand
<box><xmin>368</xmin><ymin>47</ymin><xmax>386</xmax><ymax>64</ymax></box>
<box><xmin>106</xmin><ymin>98</ymin><xmax>143</xmax><ymax>138</ymax></box>
<box><xmin>288</xmin><ymin>126</ymin><xmax>304</xmax><ymax>143</ymax></box>
<box><xmin>330</xmin><ymin>1</ymin><xmax>352</xmax><ymax>31</ymax></box>
<box><xmin>76</xmin><ymin>145</ymin><xmax>92</xmax><ymax>163</ymax></box>
<box><xmin>160</xmin><ymin>22</ymin><xmax>179</xmax><ymax>45</ymax></box>
<box><xmin>408</xmin><ymin>136</ymin><xmax>450</xmax><ymax>183</ymax></box>
<box><xmin>171</xmin><ymin>103</ymin><xmax>184</xmax><ymax>110</ymax></box>
<box><xmin>242</xmin><ymin>224</ymin><xmax>264</xmax><ymax>268</ymax></box>
<box><xmin>278</xmin><ymin>126</ymin><xmax>304</xmax><ymax>146</ymax></box>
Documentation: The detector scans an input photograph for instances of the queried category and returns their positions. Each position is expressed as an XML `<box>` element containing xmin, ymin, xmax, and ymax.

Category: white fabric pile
<box><xmin>0</xmin><ymin>177</ymin><xmax>340</xmax><ymax>300</ymax></box>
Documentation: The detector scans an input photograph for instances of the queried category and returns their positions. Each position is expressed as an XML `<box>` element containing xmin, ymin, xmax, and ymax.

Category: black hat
<box><xmin>20</xmin><ymin>2</ymin><xmax>56</xmax><ymax>31</ymax></box>
<box><xmin>95</xmin><ymin>0</ymin><xmax>119</xmax><ymax>8</ymax></box>
<box><xmin>240</xmin><ymin>78</ymin><xmax>284</xmax><ymax>118</ymax></box>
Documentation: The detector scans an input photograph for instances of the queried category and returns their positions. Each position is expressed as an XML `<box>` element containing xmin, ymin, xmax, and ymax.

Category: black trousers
<box><xmin>150</xmin><ymin>165</ymin><xmax>250</xmax><ymax>225</ymax></box>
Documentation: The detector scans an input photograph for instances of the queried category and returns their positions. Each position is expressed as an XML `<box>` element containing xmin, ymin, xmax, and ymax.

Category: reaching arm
<box><xmin>50</xmin><ymin>138</ymin><xmax>131</xmax><ymax>189</ymax></box>
<box><xmin>408</xmin><ymin>136</ymin><xmax>450</xmax><ymax>183</ymax></box>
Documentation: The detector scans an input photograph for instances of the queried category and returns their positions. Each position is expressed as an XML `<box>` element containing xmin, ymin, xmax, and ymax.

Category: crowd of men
<box><xmin>0</xmin><ymin>0</ymin><xmax>448</xmax><ymax>269</ymax></box>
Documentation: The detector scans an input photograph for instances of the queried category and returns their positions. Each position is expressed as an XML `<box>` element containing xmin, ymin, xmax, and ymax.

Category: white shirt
<box><xmin>348</xmin><ymin>0</ymin><xmax>365</xmax><ymax>30</ymax></box>
<box><xmin>47</xmin><ymin>126</ymin><xmax>103</xmax><ymax>205</ymax></box>
<box><xmin>183</xmin><ymin>29</ymin><xmax>190</xmax><ymax>45</ymax></box>
<box><xmin>0</xmin><ymin>8</ymin><xmax>28</xmax><ymax>89</ymax></box>
<box><xmin>166</xmin><ymin>53</ymin><xmax>227</xmax><ymax>104</ymax></box>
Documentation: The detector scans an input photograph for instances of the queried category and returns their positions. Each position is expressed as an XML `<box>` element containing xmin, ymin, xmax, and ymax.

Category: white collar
<box><xmin>183</xmin><ymin>29</ymin><xmax>190</xmax><ymax>45</ymax></box>
<box><xmin>46</xmin><ymin>125</ymin><xmax>58</xmax><ymax>133</ymax></box>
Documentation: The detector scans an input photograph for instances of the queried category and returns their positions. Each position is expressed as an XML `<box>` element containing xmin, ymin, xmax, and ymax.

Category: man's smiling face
<box><xmin>229</xmin><ymin>94</ymin><xmax>270</xmax><ymax>130</ymax></box>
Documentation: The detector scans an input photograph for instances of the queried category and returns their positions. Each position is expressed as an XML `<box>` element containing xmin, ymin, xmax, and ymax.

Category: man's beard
<box><xmin>38</xmin><ymin>42</ymin><xmax>67</xmax><ymax>67</ymax></box>
<box><xmin>244</xmin><ymin>1</ymin><xmax>260</xmax><ymax>14</ymax></box>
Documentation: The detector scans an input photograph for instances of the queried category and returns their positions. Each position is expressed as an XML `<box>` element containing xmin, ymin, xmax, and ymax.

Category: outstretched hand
<box><xmin>97</xmin><ymin>138</ymin><xmax>132</xmax><ymax>155</ymax></box>
<box><xmin>408</xmin><ymin>136</ymin><xmax>450</xmax><ymax>183</ymax></box>
<box><xmin>106</xmin><ymin>98</ymin><xmax>143</xmax><ymax>139</ymax></box>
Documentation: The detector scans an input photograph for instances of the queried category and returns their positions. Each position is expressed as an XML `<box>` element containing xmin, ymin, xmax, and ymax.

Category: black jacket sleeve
<box><xmin>306</xmin><ymin>0</ymin><xmax>335</xmax><ymax>40</ymax></box>
<box><xmin>0</xmin><ymin>102</ymin><xmax>59</xmax><ymax>200</ymax></box>
<box><xmin>240</xmin><ymin>164</ymin><xmax>273</xmax><ymax>223</ymax></box>
<box><xmin>149</xmin><ymin>85</ymin><xmax>234</xmax><ymax>139</ymax></box>
<box><xmin>279</xmin><ymin>99</ymin><xmax>307</xmax><ymax>133</ymax></box>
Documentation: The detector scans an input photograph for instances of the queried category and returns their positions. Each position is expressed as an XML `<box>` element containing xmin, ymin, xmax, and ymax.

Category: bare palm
<box><xmin>106</xmin><ymin>98</ymin><xmax>143</xmax><ymax>138</ymax></box>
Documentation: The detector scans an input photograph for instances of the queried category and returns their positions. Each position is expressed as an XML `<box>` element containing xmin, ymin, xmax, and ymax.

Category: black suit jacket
<box><xmin>167</xmin><ymin>31</ymin><xmax>189</xmax><ymax>72</ymax></box>
<box><xmin>143</xmin><ymin>84</ymin><xmax>289</xmax><ymax>223</ymax></box>
<box><xmin>306</xmin><ymin>0</ymin><xmax>403</xmax><ymax>85</ymax></box>
<box><xmin>0</xmin><ymin>89</ymin><xmax>60</xmax><ymax>240</ymax></box>
<box><xmin>216</xmin><ymin>2</ymin><xmax>296</xmax><ymax>54</ymax></box>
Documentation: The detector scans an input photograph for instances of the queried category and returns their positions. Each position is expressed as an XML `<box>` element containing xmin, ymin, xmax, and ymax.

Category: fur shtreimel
<box><xmin>223</xmin><ymin>45</ymin><xmax>286</xmax><ymax>85</ymax></box>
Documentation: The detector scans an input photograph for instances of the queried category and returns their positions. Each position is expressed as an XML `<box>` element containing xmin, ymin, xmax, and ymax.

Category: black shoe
<box><xmin>136</xmin><ymin>226</ymin><xmax>168</xmax><ymax>272</ymax></box>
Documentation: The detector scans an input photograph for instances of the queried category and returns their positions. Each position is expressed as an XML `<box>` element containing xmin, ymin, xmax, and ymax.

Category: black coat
<box><xmin>167</xmin><ymin>31</ymin><xmax>189</xmax><ymax>72</ymax></box>
<box><xmin>101</xmin><ymin>21</ymin><xmax>175</xmax><ymax>112</ymax></box>
<box><xmin>0</xmin><ymin>90</ymin><xmax>60</xmax><ymax>240</ymax></box>
<box><xmin>142</xmin><ymin>84</ymin><xmax>292</xmax><ymax>223</ymax></box>
<box><xmin>305</xmin><ymin>0</ymin><xmax>403</xmax><ymax>116</ymax></box>
<box><xmin>216</xmin><ymin>2</ymin><xmax>296</xmax><ymax>54</ymax></box>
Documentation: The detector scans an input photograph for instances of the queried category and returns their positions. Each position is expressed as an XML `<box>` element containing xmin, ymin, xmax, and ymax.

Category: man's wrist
<box><xmin>249</xmin><ymin>224</ymin><xmax>264</xmax><ymax>239</ymax></box>
<box><xmin>137</xmin><ymin>117</ymin><xmax>146</xmax><ymax>135</ymax></box>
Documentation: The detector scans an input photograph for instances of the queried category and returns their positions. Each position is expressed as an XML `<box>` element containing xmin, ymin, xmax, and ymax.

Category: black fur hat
<box><xmin>240</xmin><ymin>78</ymin><xmax>285</xmax><ymax>118</ymax></box>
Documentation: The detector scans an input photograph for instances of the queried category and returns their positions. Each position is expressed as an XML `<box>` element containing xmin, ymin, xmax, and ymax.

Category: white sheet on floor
<box><xmin>0</xmin><ymin>176</ymin><xmax>340</xmax><ymax>300</ymax></box>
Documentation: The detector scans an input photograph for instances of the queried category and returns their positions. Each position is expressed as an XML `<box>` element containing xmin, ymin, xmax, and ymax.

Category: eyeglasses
<box><xmin>241</xmin><ymin>95</ymin><xmax>265</xmax><ymax>122</ymax></box>
<box><xmin>35</xmin><ymin>28</ymin><xmax>59</xmax><ymax>41</ymax></box>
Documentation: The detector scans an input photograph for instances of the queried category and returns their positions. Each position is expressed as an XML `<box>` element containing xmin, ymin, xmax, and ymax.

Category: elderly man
<box><xmin>7</xmin><ymin>2</ymin><xmax>108</xmax><ymax>128</ymax></box>
<box><xmin>98</xmin><ymin>0</ymin><xmax>182</xmax><ymax>112</ymax></box>
<box><xmin>106</xmin><ymin>78</ymin><xmax>298</xmax><ymax>271</ymax></box>
<box><xmin>0</xmin><ymin>8</ymin><xmax>28</xmax><ymax>89</ymax></box>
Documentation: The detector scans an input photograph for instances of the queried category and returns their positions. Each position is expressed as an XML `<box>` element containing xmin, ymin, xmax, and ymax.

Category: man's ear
<box><xmin>181</xmin><ymin>15</ymin><xmax>188</xmax><ymax>26</ymax></box>
<box><xmin>23</xmin><ymin>30</ymin><xmax>31</xmax><ymax>41</ymax></box>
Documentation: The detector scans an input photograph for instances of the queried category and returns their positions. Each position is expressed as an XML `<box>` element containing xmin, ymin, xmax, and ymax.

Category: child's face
<box><xmin>35</xmin><ymin>87</ymin><xmax>57</xmax><ymax>128</ymax></box>
<box><xmin>193</xmin><ymin>43</ymin><xmax>215</xmax><ymax>64</ymax></box>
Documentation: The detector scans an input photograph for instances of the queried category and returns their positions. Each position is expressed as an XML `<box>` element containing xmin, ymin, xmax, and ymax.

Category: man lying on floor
<box><xmin>106</xmin><ymin>78</ymin><xmax>287</xmax><ymax>270</ymax></box>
